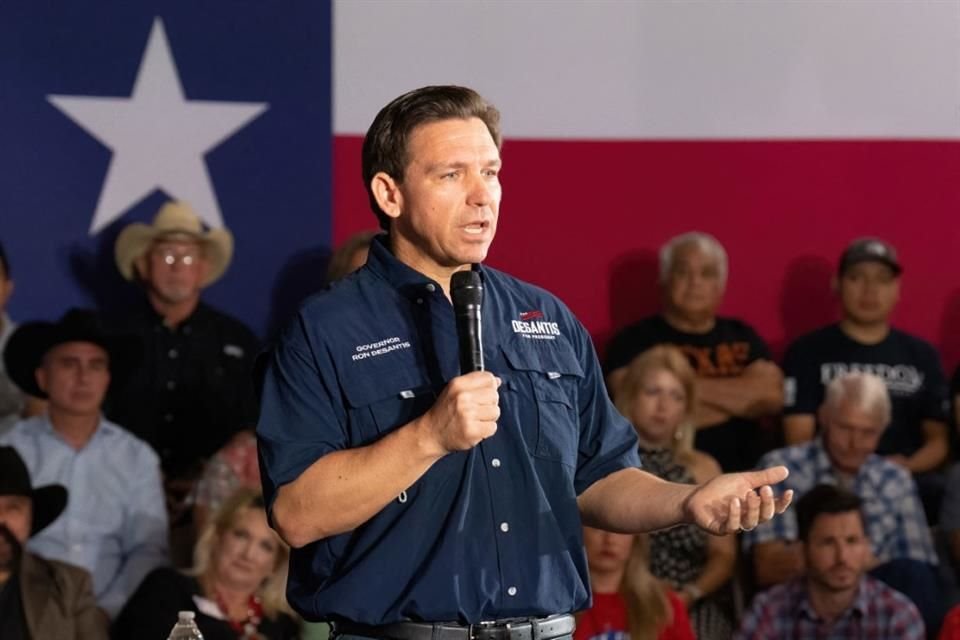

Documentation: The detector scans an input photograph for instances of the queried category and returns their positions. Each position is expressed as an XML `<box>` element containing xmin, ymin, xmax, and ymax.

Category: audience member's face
<box><xmin>35</xmin><ymin>342</ymin><xmax>110</xmax><ymax>417</ymax></box>
<box><xmin>629</xmin><ymin>368</ymin><xmax>687</xmax><ymax>446</ymax></box>
<box><xmin>822</xmin><ymin>402</ymin><xmax>885</xmax><ymax>474</ymax></box>
<box><xmin>0</xmin><ymin>496</ymin><xmax>31</xmax><ymax>576</ymax></box>
<box><xmin>804</xmin><ymin>510</ymin><xmax>869</xmax><ymax>593</ymax></box>
<box><xmin>384</xmin><ymin>118</ymin><xmax>502</xmax><ymax>273</ymax></box>
<box><xmin>212</xmin><ymin>507</ymin><xmax>280</xmax><ymax>593</ymax></box>
<box><xmin>838</xmin><ymin>261</ymin><xmax>899</xmax><ymax>325</ymax></box>
<box><xmin>0</xmin><ymin>263</ymin><xmax>13</xmax><ymax>316</ymax></box>
<box><xmin>0</xmin><ymin>495</ymin><xmax>31</xmax><ymax>547</ymax></box>
<box><xmin>582</xmin><ymin>526</ymin><xmax>634</xmax><ymax>574</ymax></box>
<box><xmin>664</xmin><ymin>245</ymin><xmax>724</xmax><ymax>319</ymax></box>
<box><xmin>144</xmin><ymin>239</ymin><xmax>208</xmax><ymax>305</ymax></box>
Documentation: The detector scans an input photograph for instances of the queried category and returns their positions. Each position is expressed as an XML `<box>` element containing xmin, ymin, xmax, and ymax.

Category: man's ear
<box><xmin>371</xmin><ymin>172</ymin><xmax>403</xmax><ymax>222</ymax></box>
<box><xmin>34</xmin><ymin>366</ymin><xmax>48</xmax><ymax>395</ymax></box>
<box><xmin>133</xmin><ymin>255</ymin><xmax>149</xmax><ymax>282</ymax></box>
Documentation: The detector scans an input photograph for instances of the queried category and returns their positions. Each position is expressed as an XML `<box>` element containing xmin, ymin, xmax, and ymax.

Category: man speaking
<box><xmin>256</xmin><ymin>86</ymin><xmax>792</xmax><ymax>636</ymax></box>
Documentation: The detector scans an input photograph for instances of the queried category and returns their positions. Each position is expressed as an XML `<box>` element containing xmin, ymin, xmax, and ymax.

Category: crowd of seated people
<box><xmin>5</xmin><ymin>213</ymin><xmax>960</xmax><ymax>640</ymax></box>
<box><xmin>0</xmin><ymin>212</ymin><xmax>379</xmax><ymax>638</ymax></box>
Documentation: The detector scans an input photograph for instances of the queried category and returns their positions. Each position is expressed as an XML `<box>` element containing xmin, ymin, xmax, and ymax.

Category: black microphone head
<box><xmin>450</xmin><ymin>270</ymin><xmax>483</xmax><ymax>306</ymax></box>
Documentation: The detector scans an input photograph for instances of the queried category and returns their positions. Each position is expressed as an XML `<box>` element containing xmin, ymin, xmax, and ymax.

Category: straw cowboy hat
<box><xmin>0</xmin><ymin>446</ymin><xmax>67</xmax><ymax>535</ymax></box>
<box><xmin>114</xmin><ymin>201</ymin><xmax>234</xmax><ymax>287</ymax></box>
<box><xmin>3</xmin><ymin>308</ymin><xmax>140</xmax><ymax>399</ymax></box>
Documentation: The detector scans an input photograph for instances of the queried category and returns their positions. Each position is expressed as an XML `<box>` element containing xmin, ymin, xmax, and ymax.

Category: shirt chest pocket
<box><xmin>342</xmin><ymin>371</ymin><xmax>438</xmax><ymax>446</ymax></box>
<box><xmin>500</xmin><ymin>338</ymin><xmax>584</xmax><ymax>468</ymax></box>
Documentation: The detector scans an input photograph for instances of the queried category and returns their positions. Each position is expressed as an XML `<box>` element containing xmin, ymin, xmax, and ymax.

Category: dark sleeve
<box><xmin>569</xmin><ymin>312</ymin><xmax>642</xmax><ymax>494</ymax></box>
<box><xmin>603</xmin><ymin>321</ymin><xmax>656</xmax><ymax>375</ymax></box>
<box><xmin>111</xmin><ymin>568</ymin><xmax>192</xmax><ymax>640</ymax></box>
<box><xmin>919</xmin><ymin>343</ymin><xmax>949</xmax><ymax>423</ymax></box>
<box><xmin>67</xmin><ymin>564</ymin><xmax>109</xmax><ymax>640</ymax></box>
<box><xmin>256</xmin><ymin>310</ymin><xmax>349</xmax><ymax>514</ymax></box>
<box><xmin>740</xmin><ymin>322</ymin><xmax>772</xmax><ymax>362</ymax></box>
<box><xmin>235</xmin><ymin>322</ymin><xmax>263</xmax><ymax>429</ymax></box>
<box><xmin>781</xmin><ymin>338</ymin><xmax>819</xmax><ymax>416</ymax></box>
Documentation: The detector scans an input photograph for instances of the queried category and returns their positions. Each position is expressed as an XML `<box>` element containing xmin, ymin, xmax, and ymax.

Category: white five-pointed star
<box><xmin>48</xmin><ymin>18</ymin><xmax>269</xmax><ymax>234</ymax></box>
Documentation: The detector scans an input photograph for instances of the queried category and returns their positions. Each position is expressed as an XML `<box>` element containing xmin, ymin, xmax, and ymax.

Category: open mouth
<box><xmin>463</xmin><ymin>221</ymin><xmax>489</xmax><ymax>235</ymax></box>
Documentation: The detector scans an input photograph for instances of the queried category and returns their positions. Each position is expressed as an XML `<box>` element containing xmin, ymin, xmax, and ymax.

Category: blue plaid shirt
<box><xmin>741</xmin><ymin>440</ymin><xmax>937</xmax><ymax>565</ymax></box>
<box><xmin>735</xmin><ymin>576</ymin><xmax>924</xmax><ymax>639</ymax></box>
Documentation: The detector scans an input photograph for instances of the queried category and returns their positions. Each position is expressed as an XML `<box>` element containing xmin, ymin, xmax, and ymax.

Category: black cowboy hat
<box><xmin>0</xmin><ymin>446</ymin><xmax>67</xmax><ymax>535</ymax></box>
<box><xmin>2</xmin><ymin>308</ymin><xmax>139</xmax><ymax>399</ymax></box>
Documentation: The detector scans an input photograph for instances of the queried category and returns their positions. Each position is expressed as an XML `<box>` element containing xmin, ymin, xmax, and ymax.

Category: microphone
<box><xmin>451</xmin><ymin>270</ymin><xmax>484</xmax><ymax>374</ymax></box>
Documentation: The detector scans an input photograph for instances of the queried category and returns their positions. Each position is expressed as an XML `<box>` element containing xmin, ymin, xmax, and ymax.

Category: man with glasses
<box><xmin>109</xmin><ymin>201</ymin><xmax>259</xmax><ymax>564</ymax></box>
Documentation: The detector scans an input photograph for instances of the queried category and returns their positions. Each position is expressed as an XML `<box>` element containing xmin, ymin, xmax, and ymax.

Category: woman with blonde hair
<box><xmin>113</xmin><ymin>488</ymin><xmax>299</xmax><ymax>640</ymax></box>
<box><xmin>576</xmin><ymin>527</ymin><xmax>694</xmax><ymax>640</ymax></box>
<box><xmin>614</xmin><ymin>345</ymin><xmax>736</xmax><ymax>640</ymax></box>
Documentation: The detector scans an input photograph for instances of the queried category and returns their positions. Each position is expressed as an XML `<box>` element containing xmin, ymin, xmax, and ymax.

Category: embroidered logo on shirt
<box><xmin>512</xmin><ymin>313</ymin><xmax>561</xmax><ymax>340</ymax></box>
<box><xmin>223</xmin><ymin>344</ymin><xmax>245</xmax><ymax>358</ymax></box>
<box><xmin>352</xmin><ymin>336</ymin><xmax>412</xmax><ymax>361</ymax></box>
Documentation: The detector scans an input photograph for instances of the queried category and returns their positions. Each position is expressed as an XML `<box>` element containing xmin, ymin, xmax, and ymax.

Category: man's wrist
<box><xmin>681</xmin><ymin>583</ymin><xmax>704</xmax><ymax>602</ymax></box>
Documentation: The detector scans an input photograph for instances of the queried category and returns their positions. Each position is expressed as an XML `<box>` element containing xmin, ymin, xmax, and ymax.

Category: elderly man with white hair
<box><xmin>743</xmin><ymin>372</ymin><xmax>943</xmax><ymax>633</ymax></box>
<box><xmin>605</xmin><ymin>231</ymin><xmax>782</xmax><ymax>472</ymax></box>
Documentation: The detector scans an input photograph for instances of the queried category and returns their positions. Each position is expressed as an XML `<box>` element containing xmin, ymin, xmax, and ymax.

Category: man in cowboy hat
<box><xmin>0</xmin><ymin>445</ymin><xmax>108</xmax><ymax>639</ymax></box>
<box><xmin>109</xmin><ymin>200</ymin><xmax>259</xmax><ymax>549</ymax></box>
<box><xmin>0</xmin><ymin>308</ymin><xmax>168</xmax><ymax>618</ymax></box>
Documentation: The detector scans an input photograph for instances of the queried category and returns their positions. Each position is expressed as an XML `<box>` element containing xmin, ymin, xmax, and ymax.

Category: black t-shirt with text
<box><xmin>605</xmin><ymin>314</ymin><xmax>772</xmax><ymax>471</ymax></box>
<box><xmin>782</xmin><ymin>323</ymin><xmax>948</xmax><ymax>457</ymax></box>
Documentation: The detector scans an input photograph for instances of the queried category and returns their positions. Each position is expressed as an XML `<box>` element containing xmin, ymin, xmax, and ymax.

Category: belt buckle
<box><xmin>470</xmin><ymin>620</ymin><xmax>505</xmax><ymax>640</ymax></box>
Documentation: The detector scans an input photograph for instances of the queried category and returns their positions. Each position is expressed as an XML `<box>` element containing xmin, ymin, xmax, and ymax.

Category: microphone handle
<box><xmin>457</xmin><ymin>304</ymin><xmax>484</xmax><ymax>374</ymax></box>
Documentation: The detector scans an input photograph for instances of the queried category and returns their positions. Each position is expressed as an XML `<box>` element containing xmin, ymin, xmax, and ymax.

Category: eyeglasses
<box><xmin>152</xmin><ymin>248</ymin><xmax>201</xmax><ymax>267</ymax></box>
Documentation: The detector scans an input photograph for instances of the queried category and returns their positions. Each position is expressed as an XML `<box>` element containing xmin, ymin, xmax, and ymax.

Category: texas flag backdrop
<box><xmin>4</xmin><ymin>2</ymin><xmax>960</xmax><ymax>370</ymax></box>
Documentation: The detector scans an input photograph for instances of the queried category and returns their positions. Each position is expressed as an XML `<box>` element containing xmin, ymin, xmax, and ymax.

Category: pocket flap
<box><xmin>500</xmin><ymin>336</ymin><xmax>584</xmax><ymax>379</ymax></box>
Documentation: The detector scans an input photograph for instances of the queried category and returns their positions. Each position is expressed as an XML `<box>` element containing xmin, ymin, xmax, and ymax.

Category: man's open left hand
<box><xmin>683</xmin><ymin>465</ymin><xmax>793</xmax><ymax>536</ymax></box>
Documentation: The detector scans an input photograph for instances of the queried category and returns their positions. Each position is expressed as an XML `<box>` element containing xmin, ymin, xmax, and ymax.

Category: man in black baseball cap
<box><xmin>782</xmin><ymin>236</ymin><xmax>948</xmax><ymax>521</ymax></box>
<box><xmin>0</xmin><ymin>446</ymin><xmax>107</xmax><ymax>639</ymax></box>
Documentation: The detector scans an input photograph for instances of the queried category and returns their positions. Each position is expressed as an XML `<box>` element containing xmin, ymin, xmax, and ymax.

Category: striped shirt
<box><xmin>741</xmin><ymin>440</ymin><xmax>937</xmax><ymax>565</ymax></box>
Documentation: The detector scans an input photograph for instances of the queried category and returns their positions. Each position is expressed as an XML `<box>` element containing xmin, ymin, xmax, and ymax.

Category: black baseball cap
<box><xmin>838</xmin><ymin>237</ymin><xmax>902</xmax><ymax>276</ymax></box>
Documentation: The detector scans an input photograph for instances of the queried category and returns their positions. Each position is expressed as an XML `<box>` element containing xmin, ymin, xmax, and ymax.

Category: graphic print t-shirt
<box><xmin>782</xmin><ymin>324</ymin><xmax>948</xmax><ymax>456</ymax></box>
<box><xmin>604</xmin><ymin>314</ymin><xmax>772</xmax><ymax>471</ymax></box>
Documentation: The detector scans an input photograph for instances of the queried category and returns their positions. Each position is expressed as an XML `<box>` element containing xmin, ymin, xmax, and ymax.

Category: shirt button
<box><xmin>425</xmin><ymin>283</ymin><xmax>436</xmax><ymax>293</ymax></box>
<box><xmin>491</xmin><ymin>458</ymin><xmax>501</xmax><ymax>468</ymax></box>
<box><xmin>500</xmin><ymin>522</ymin><xmax>509</xmax><ymax>533</ymax></box>
<box><xmin>164</xmin><ymin>413</ymin><xmax>173</xmax><ymax>423</ymax></box>
<box><xmin>166</xmin><ymin>380</ymin><xmax>176</xmax><ymax>391</ymax></box>
<box><xmin>168</xmin><ymin>348</ymin><xmax>178</xmax><ymax>359</ymax></box>
<box><xmin>416</xmin><ymin>298</ymin><xmax>424</xmax><ymax>305</ymax></box>
<box><xmin>507</xmin><ymin>587</ymin><xmax>517</xmax><ymax>597</ymax></box>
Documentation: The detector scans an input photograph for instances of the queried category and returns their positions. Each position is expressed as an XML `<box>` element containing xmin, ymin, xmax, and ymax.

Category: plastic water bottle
<box><xmin>167</xmin><ymin>611</ymin><xmax>204</xmax><ymax>639</ymax></box>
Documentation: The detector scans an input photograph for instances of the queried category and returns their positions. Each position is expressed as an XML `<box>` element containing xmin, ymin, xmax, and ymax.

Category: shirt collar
<box><xmin>37</xmin><ymin>413</ymin><xmax>113</xmax><ymax>447</ymax></box>
<box><xmin>813</xmin><ymin>437</ymin><xmax>878</xmax><ymax>485</ymax></box>
<box><xmin>364</xmin><ymin>233</ymin><xmax>487</xmax><ymax>302</ymax></box>
<box><xmin>795</xmin><ymin>576</ymin><xmax>867</xmax><ymax>621</ymax></box>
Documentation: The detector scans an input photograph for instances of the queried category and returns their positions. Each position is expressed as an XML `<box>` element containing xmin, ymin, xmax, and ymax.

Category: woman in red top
<box><xmin>577</xmin><ymin>527</ymin><xmax>695</xmax><ymax>640</ymax></box>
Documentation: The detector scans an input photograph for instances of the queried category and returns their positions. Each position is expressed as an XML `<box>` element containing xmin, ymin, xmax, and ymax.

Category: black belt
<box><xmin>334</xmin><ymin>613</ymin><xmax>576</xmax><ymax>640</ymax></box>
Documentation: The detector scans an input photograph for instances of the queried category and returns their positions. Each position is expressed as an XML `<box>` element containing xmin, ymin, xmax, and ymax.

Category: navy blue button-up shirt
<box><xmin>257</xmin><ymin>236</ymin><xmax>641</xmax><ymax>624</ymax></box>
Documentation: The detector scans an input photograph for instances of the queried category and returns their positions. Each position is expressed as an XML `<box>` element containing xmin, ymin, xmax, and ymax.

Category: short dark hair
<box><xmin>796</xmin><ymin>484</ymin><xmax>864</xmax><ymax>541</ymax></box>
<box><xmin>0</xmin><ymin>240</ymin><xmax>9</xmax><ymax>279</ymax></box>
<box><xmin>361</xmin><ymin>85</ymin><xmax>502</xmax><ymax>231</ymax></box>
